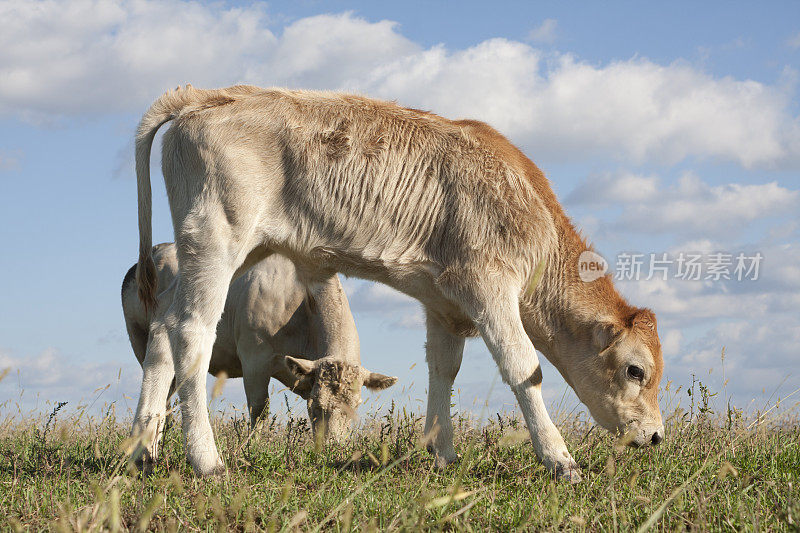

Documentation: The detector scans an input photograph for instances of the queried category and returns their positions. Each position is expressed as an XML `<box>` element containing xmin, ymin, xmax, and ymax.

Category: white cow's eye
<box><xmin>627</xmin><ymin>365</ymin><xmax>645</xmax><ymax>381</ymax></box>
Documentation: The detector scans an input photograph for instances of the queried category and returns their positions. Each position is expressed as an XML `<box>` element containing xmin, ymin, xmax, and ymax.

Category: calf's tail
<box><xmin>134</xmin><ymin>84</ymin><xmax>261</xmax><ymax>312</ymax></box>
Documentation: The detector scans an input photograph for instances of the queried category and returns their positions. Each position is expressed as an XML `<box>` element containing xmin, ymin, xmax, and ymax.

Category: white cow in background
<box><xmin>122</xmin><ymin>242</ymin><xmax>396</xmax><ymax>466</ymax></box>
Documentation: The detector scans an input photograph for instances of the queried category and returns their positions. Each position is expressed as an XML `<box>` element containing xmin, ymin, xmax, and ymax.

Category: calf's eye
<box><xmin>627</xmin><ymin>365</ymin><xmax>645</xmax><ymax>381</ymax></box>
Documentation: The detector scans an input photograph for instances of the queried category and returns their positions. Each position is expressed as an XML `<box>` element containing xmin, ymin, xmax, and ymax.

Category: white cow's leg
<box><xmin>131</xmin><ymin>316</ymin><xmax>175</xmax><ymax>471</ymax></box>
<box><xmin>163</xmin><ymin>377</ymin><xmax>177</xmax><ymax>433</ymax></box>
<box><xmin>475</xmin><ymin>290</ymin><xmax>581</xmax><ymax>481</ymax></box>
<box><xmin>166</xmin><ymin>251</ymin><xmax>239</xmax><ymax>476</ymax></box>
<box><xmin>296</xmin><ymin>270</ymin><xmax>349</xmax><ymax>359</ymax></box>
<box><xmin>239</xmin><ymin>345</ymin><xmax>274</xmax><ymax>426</ymax></box>
<box><xmin>423</xmin><ymin>312</ymin><xmax>465</xmax><ymax>468</ymax></box>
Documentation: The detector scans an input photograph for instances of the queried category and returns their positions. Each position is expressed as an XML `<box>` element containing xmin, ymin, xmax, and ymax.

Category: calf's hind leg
<box><xmin>130</xmin><ymin>282</ymin><xmax>177</xmax><ymax>472</ymax></box>
<box><xmin>165</xmin><ymin>231</ymin><xmax>253</xmax><ymax>476</ymax></box>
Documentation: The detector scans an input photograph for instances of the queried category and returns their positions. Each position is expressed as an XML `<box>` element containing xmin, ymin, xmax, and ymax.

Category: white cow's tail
<box><xmin>135</xmin><ymin>83</ymin><xmax>261</xmax><ymax>312</ymax></box>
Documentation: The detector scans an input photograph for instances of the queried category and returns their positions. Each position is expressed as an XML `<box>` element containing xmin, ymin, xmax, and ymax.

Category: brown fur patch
<box><xmin>528</xmin><ymin>365</ymin><xmax>544</xmax><ymax>387</ymax></box>
<box><xmin>318</xmin><ymin>119</ymin><xmax>352</xmax><ymax>160</ymax></box>
<box><xmin>449</xmin><ymin>116</ymin><xmax>646</xmax><ymax>352</ymax></box>
<box><xmin>631</xmin><ymin>308</ymin><xmax>663</xmax><ymax>407</ymax></box>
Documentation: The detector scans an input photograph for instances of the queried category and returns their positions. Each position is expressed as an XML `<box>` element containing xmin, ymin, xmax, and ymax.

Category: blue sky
<box><xmin>1</xmin><ymin>0</ymin><xmax>799</xmax><ymax>422</ymax></box>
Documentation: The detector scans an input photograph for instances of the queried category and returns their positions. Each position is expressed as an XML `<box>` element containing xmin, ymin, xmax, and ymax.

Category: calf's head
<box><xmin>558</xmin><ymin>308</ymin><xmax>665</xmax><ymax>447</ymax></box>
<box><xmin>285</xmin><ymin>356</ymin><xmax>398</xmax><ymax>441</ymax></box>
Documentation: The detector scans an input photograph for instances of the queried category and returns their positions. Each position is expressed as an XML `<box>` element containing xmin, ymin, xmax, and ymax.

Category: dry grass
<box><xmin>1</xmin><ymin>384</ymin><xmax>798</xmax><ymax>531</ymax></box>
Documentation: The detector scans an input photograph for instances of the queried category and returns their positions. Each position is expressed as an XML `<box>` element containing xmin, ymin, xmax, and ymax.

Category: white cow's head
<box><xmin>285</xmin><ymin>356</ymin><xmax>397</xmax><ymax>441</ymax></box>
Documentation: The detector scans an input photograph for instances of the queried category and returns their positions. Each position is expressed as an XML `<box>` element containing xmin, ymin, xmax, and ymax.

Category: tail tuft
<box><xmin>136</xmin><ymin>252</ymin><xmax>158</xmax><ymax>314</ymax></box>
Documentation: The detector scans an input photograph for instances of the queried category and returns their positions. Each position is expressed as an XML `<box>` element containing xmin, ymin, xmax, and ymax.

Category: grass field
<box><xmin>1</xmin><ymin>383</ymin><xmax>798</xmax><ymax>532</ymax></box>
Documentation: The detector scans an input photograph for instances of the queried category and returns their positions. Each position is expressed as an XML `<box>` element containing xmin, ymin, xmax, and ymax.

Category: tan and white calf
<box><xmin>133</xmin><ymin>85</ymin><xmax>664</xmax><ymax>480</ymax></box>
<box><xmin>124</xmin><ymin>243</ymin><xmax>396</xmax><ymax>465</ymax></box>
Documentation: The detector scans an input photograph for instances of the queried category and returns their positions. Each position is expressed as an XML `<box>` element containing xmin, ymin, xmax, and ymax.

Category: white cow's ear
<box><xmin>285</xmin><ymin>356</ymin><xmax>315</xmax><ymax>376</ymax></box>
<box><xmin>285</xmin><ymin>356</ymin><xmax>315</xmax><ymax>399</ymax></box>
<box><xmin>362</xmin><ymin>370</ymin><xmax>398</xmax><ymax>391</ymax></box>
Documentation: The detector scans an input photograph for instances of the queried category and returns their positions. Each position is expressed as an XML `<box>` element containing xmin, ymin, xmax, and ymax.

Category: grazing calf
<box><xmin>123</xmin><ymin>243</ymin><xmax>396</xmax><ymax>464</ymax></box>
<box><xmin>133</xmin><ymin>85</ymin><xmax>664</xmax><ymax>480</ymax></box>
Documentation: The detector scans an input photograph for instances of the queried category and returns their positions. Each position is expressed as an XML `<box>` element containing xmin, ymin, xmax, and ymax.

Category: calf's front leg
<box><xmin>423</xmin><ymin>312</ymin><xmax>465</xmax><ymax>468</ymax></box>
<box><xmin>475</xmin><ymin>291</ymin><xmax>581</xmax><ymax>482</ymax></box>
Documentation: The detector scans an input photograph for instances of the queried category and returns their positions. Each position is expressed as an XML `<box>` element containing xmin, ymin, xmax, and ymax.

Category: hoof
<box><xmin>434</xmin><ymin>454</ymin><xmax>460</xmax><ymax>470</ymax></box>
<box><xmin>555</xmin><ymin>461</ymin><xmax>582</xmax><ymax>483</ymax></box>
<box><xmin>427</xmin><ymin>444</ymin><xmax>459</xmax><ymax>469</ymax></box>
<box><xmin>206</xmin><ymin>462</ymin><xmax>227</xmax><ymax>477</ymax></box>
<box><xmin>132</xmin><ymin>448</ymin><xmax>156</xmax><ymax>476</ymax></box>
<box><xmin>191</xmin><ymin>457</ymin><xmax>226</xmax><ymax>477</ymax></box>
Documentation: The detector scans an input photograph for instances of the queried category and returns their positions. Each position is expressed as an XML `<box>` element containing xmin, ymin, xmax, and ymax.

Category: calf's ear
<box><xmin>631</xmin><ymin>308</ymin><xmax>657</xmax><ymax>333</ymax></box>
<box><xmin>362</xmin><ymin>370</ymin><xmax>398</xmax><ymax>391</ymax></box>
<box><xmin>593</xmin><ymin>321</ymin><xmax>625</xmax><ymax>354</ymax></box>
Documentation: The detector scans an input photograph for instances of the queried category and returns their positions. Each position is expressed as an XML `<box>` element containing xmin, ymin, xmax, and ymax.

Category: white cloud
<box><xmin>1</xmin><ymin>348</ymin><xmax>62</xmax><ymax>387</ymax></box>
<box><xmin>253</xmin><ymin>13</ymin><xmax>419</xmax><ymax>89</ymax></box>
<box><xmin>0</xmin><ymin>346</ymin><xmax>259</xmax><ymax>417</ymax></box>
<box><xmin>570</xmin><ymin>171</ymin><xmax>800</xmax><ymax>236</ymax></box>
<box><xmin>0</xmin><ymin>0</ymin><xmax>274</xmax><ymax>116</ymax></box>
<box><xmin>619</xmin><ymin>276</ymin><xmax>771</xmax><ymax>326</ymax></box>
<box><xmin>1</xmin><ymin>2</ymin><xmax>798</xmax><ymax>168</ymax></box>
<box><xmin>364</xmin><ymin>39</ymin><xmax>544</xmax><ymax>136</ymax></box>
<box><xmin>661</xmin><ymin>329</ymin><xmax>683</xmax><ymax>358</ymax></box>
<box><xmin>787</xmin><ymin>31</ymin><xmax>800</xmax><ymax>50</ymax></box>
<box><xmin>342</xmin><ymin>279</ymin><xmax>423</xmax><ymax>329</ymax></box>
<box><xmin>365</xmin><ymin>46</ymin><xmax>800</xmax><ymax>167</ymax></box>
<box><xmin>765</xmin><ymin>243</ymin><xmax>800</xmax><ymax>289</ymax></box>
<box><xmin>0</xmin><ymin>3</ymin><xmax>421</xmax><ymax>117</ymax></box>
<box><xmin>0</xmin><ymin>3</ymin><xmax>414</xmax><ymax>117</ymax></box>
<box><xmin>614</xmin><ymin>239</ymin><xmax>800</xmax><ymax>316</ymax></box>
<box><xmin>645</xmin><ymin>174</ymin><xmax>799</xmax><ymax>230</ymax></box>
<box><xmin>566</xmin><ymin>171</ymin><xmax>660</xmax><ymax>205</ymax></box>
<box><xmin>0</xmin><ymin>347</ymin><xmax>141</xmax><ymax>407</ymax></box>
<box><xmin>528</xmin><ymin>18</ymin><xmax>557</xmax><ymax>44</ymax></box>
<box><xmin>674</xmin><ymin>316</ymin><xmax>800</xmax><ymax>399</ymax></box>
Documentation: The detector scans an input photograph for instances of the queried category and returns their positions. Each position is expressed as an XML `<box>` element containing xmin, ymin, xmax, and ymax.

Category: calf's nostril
<box><xmin>651</xmin><ymin>432</ymin><xmax>663</xmax><ymax>445</ymax></box>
